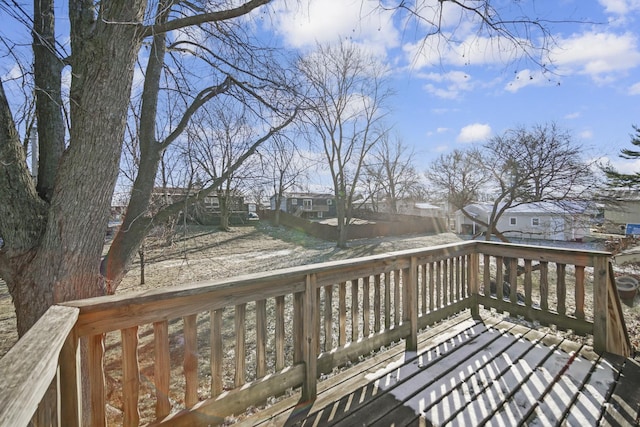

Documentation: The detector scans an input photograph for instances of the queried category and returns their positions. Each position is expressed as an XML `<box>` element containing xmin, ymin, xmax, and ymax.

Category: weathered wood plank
<box><xmin>331</xmin><ymin>323</ymin><xmax>506</xmax><ymax>426</ymax></box>
<box><xmin>601</xmin><ymin>357</ymin><xmax>640</xmax><ymax>426</ymax></box>
<box><xmin>154</xmin><ymin>320</ymin><xmax>171</xmax><ymax>418</ymax></box>
<box><xmin>210</xmin><ymin>309</ymin><xmax>224</xmax><ymax>396</ymax></box>
<box><xmin>274</xmin><ymin>297</ymin><xmax>285</xmax><ymax>371</ymax></box>
<box><xmin>363</xmin><ymin>276</ymin><xmax>371</xmax><ymax>337</ymax></box>
<box><xmin>0</xmin><ymin>305</ymin><xmax>79</xmax><ymax>427</ymax></box>
<box><xmin>235</xmin><ymin>304</ymin><xmax>246</xmax><ymax>388</ymax></box>
<box><xmin>256</xmin><ymin>299</ymin><xmax>267</xmax><ymax>378</ymax></box>
<box><xmin>557</xmin><ymin>263</ymin><xmax>567</xmax><ymax>316</ymax></box>
<box><xmin>158</xmin><ymin>364</ymin><xmax>305</xmax><ymax>426</ymax></box>
<box><xmin>338</xmin><ymin>282</ymin><xmax>347</xmax><ymax>346</ymax></box>
<box><xmin>183</xmin><ymin>314</ymin><xmax>198</xmax><ymax>407</ymax></box>
<box><xmin>89</xmin><ymin>333</ymin><xmax>107</xmax><ymax>427</ymax></box>
<box><xmin>384</xmin><ymin>273</ymin><xmax>391</xmax><ymax>330</ymax></box>
<box><xmin>374</xmin><ymin>274</ymin><xmax>381</xmax><ymax>333</ymax></box>
<box><xmin>351</xmin><ymin>279</ymin><xmax>359</xmax><ymax>342</ymax></box>
<box><xmin>237</xmin><ymin>314</ymin><xmax>479</xmax><ymax>427</ymax></box>
<box><xmin>303</xmin><ymin>274</ymin><xmax>318</xmax><ymax>401</ymax></box>
<box><xmin>574</xmin><ymin>265</ymin><xmax>585</xmax><ymax>319</ymax></box>
<box><xmin>121</xmin><ymin>326</ymin><xmax>140</xmax><ymax>427</ymax></box>
<box><xmin>323</xmin><ymin>285</ymin><xmax>333</xmax><ymax>352</ymax></box>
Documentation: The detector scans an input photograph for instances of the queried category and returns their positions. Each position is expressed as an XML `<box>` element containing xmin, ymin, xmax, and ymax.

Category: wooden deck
<box><xmin>239</xmin><ymin>312</ymin><xmax>640</xmax><ymax>427</ymax></box>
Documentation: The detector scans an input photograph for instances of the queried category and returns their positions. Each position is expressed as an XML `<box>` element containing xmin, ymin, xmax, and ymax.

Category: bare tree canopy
<box><xmin>298</xmin><ymin>40</ymin><xmax>392</xmax><ymax>247</ymax></box>
<box><xmin>426</xmin><ymin>122</ymin><xmax>597</xmax><ymax>241</ymax></box>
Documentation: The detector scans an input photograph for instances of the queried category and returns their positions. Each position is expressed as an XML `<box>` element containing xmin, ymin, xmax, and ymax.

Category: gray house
<box><xmin>270</xmin><ymin>192</ymin><xmax>336</xmax><ymax>219</ymax></box>
<box><xmin>455</xmin><ymin>201</ymin><xmax>594</xmax><ymax>241</ymax></box>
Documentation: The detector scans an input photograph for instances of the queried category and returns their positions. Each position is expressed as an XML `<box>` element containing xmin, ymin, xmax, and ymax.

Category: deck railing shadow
<box><xmin>0</xmin><ymin>240</ymin><xmax>632</xmax><ymax>426</ymax></box>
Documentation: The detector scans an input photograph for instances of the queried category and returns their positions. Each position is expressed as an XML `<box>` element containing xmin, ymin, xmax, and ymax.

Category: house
<box><xmin>454</xmin><ymin>201</ymin><xmax>594</xmax><ymax>241</ymax></box>
<box><xmin>151</xmin><ymin>187</ymin><xmax>247</xmax><ymax>224</ymax></box>
<box><xmin>270</xmin><ymin>192</ymin><xmax>336</xmax><ymax>219</ymax></box>
<box><xmin>375</xmin><ymin>199</ymin><xmax>443</xmax><ymax>218</ymax></box>
<box><xmin>602</xmin><ymin>189</ymin><xmax>640</xmax><ymax>234</ymax></box>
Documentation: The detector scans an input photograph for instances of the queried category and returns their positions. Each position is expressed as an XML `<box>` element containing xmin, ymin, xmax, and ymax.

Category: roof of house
<box><xmin>458</xmin><ymin>201</ymin><xmax>595</xmax><ymax>216</ymax></box>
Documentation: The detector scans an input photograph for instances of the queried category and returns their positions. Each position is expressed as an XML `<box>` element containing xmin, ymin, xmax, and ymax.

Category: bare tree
<box><xmin>261</xmin><ymin>131</ymin><xmax>310</xmax><ymax>226</ymax></box>
<box><xmin>298</xmin><ymin>41</ymin><xmax>392</xmax><ymax>247</ymax></box>
<box><xmin>362</xmin><ymin>134</ymin><xmax>424</xmax><ymax>215</ymax></box>
<box><xmin>426</xmin><ymin>123</ymin><xmax>597</xmax><ymax>241</ymax></box>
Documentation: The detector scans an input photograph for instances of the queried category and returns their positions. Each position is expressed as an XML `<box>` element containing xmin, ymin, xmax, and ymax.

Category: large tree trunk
<box><xmin>3</xmin><ymin>0</ymin><xmax>147</xmax><ymax>333</ymax></box>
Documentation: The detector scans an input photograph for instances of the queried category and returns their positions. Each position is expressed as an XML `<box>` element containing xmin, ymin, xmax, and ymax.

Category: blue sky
<box><xmin>266</xmin><ymin>0</ymin><xmax>640</xmax><ymax>176</ymax></box>
<box><xmin>2</xmin><ymin>1</ymin><xmax>640</xmax><ymax>186</ymax></box>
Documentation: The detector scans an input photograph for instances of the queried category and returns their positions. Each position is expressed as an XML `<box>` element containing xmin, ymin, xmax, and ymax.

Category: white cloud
<box><xmin>504</xmin><ymin>69</ymin><xmax>556</xmax><ymax>93</ymax></box>
<box><xmin>270</xmin><ymin>0</ymin><xmax>399</xmax><ymax>54</ymax></box>
<box><xmin>579</xmin><ymin>130</ymin><xmax>594</xmax><ymax>140</ymax></box>
<box><xmin>421</xmin><ymin>70</ymin><xmax>473</xmax><ymax>99</ymax></box>
<box><xmin>565</xmin><ymin>112</ymin><xmax>581</xmax><ymax>120</ymax></box>
<box><xmin>630</xmin><ymin>81</ymin><xmax>640</xmax><ymax>95</ymax></box>
<box><xmin>550</xmin><ymin>31</ymin><xmax>640</xmax><ymax>83</ymax></box>
<box><xmin>599</xmin><ymin>0</ymin><xmax>640</xmax><ymax>15</ymax></box>
<box><xmin>457</xmin><ymin>123</ymin><xmax>492</xmax><ymax>143</ymax></box>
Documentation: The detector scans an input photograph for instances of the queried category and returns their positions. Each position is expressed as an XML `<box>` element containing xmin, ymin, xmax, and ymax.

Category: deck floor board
<box><xmin>238</xmin><ymin>312</ymin><xmax>638</xmax><ymax>427</ymax></box>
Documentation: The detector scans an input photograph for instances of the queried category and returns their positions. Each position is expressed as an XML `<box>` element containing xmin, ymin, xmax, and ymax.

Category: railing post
<box><xmin>302</xmin><ymin>273</ymin><xmax>318</xmax><ymax>402</ymax></box>
<box><xmin>592</xmin><ymin>255</ymin><xmax>608</xmax><ymax>353</ymax></box>
<box><xmin>469</xmin><ymin>252</ymin><xmax>480</xmax><ymax>319</ymax></box>
<box><xmin>405</xmin><ymin>257</ymin><xmax>418</xmax><ymax>352</ymax></box>
<box><xmin>59</xmin><ymin>331</ymin><xmax>81</xmax><ymax>427</ymax></box>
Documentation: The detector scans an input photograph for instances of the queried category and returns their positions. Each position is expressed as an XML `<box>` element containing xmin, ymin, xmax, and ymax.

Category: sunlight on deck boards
<box><xmin>238</xmin><ymin>312</ymin><xmax>640</xmax><ymax>427</ymax></box>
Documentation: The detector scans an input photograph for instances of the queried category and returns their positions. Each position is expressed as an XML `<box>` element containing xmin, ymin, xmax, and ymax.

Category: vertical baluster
<box><xmin>154</xmin><ymin>320</ymin><xmax>170</xmax><ymax>418</ymax></box>
<box><xmin>524</xmin><ymin>260</ymin><xmax>533</xmax><ymax>307</ymax></box>
<box><xmin>315</xmin><ymin>287</ymin><xmax>321</xmax><ymax>355</ymax></box>
<box><xmin>210</xmin><ymin>309</ymin><xmax>223</xmax><ymax>396</ymax></box>
<box><xmin>540</xmin><ymin>261</ymin><xmax>549</xmax><ymax>311</ymax></box>
<box><xmin>352</xmin><ymin>279</ymin><xmax>359</xmax><ymax>342</ymax></box>
<box><xmin>428</xmin><ymin>263</ymin><xmax>435</xmax><ymax>312</ymax></box>
<box><xmin>88</xmin><ymin>334</ymin><xmax>106</xmax><ymax>427</ymax></box>
<box><xmin>324</xmin><ymin>285</ymin><xmax>334</xmax><ymax>351</ymax></box>
<box><xmin>575</xmin><ymin>266</ymin><xmax>586</xmax><ymax>320</ymax></box>
<box><xmin>363</xmin><ymin>276</ymin><xmax>371</xmax><ymax>337</ymax></box>
<box><xmin>509</xmin><ymin>258</ymin><xmax>518</xmax><ymax>304</ymax></box>
<box><xmin>436</xmin><ymin>261</ymin><xmax>442</xmax><ymax>308</ymax></box>
<box><xmin>557</xmin><ymin>263</ymin><xmax>567</xmax><ymax>316</ymax></box>
<box><xmin>483</xmin><ymin>254</ymin><xmax>491</xmax><ymax>296</ymax></box>
<box><xmin>235</xmin><ymin>304</ymin><xmax>246</xmax><ymax>387</ymax></box>
<box><xmin>496</xmin><ymin>257</ymin><xmax>504</xmax><ymax>300</ymax></box>
<box><xmin>449</xmin><ymin>258</ymin><xmax>455</xmax><ymax>302</ymax></box>
<box><xmin>183</xmin><ymin>314</ymin><xmax>198</xmax><ymax>407</ymax></box>
<box><xmin>455</xmin><ymin>257</ymin><xmax>461</xmax><ymax>301</ymax></box>
<box><xmin>442</xmin><ymin>260</ymin><xmax>449</xmax><ymax>306</ymax></box>
<box><xmin>339</xmin><ymin>282</ymin><xmax>347</xmax><ymax>346</ymax></box>
<box><xmin>394</xmin><ymin>270</ymin><xmax>401</xmax><ymax>325</ymax></box>
<box><xmin>461</xmin><ymin>255</ymin><xmax>467</xmax><ymax>298</ymax></box>
<box><xmin>302</xmin><ymin>274</ymin><xmax>318</xmax><ymax>401</ymax></box>
<box><xmin>275</xmin><ymin>297</ymin><xmax>285</xmax><ymax>371</ymax></box>
<box><xmin>294</xmin><ymin>292</ymin><xmax>304</xmax><ymax>364</ymax></box>
<box><xmin>374</xmin><ymin>274</ymin><xmax>382</xmax><ymax>333</ymax></box>
<box><xmin>122</xmin><ymin>326</ymin><xmax>140</xmax><ymax>427</ymax></box>
<box><xmin>419</xmin><ymin>264</ymin><xmax>426</xmax><ymax>314</ymax></box>
<box><xmin>256</xmin><ymin>299</ymin><xmax>267</xmax><ymax>378</ymax></box>
<box><xmin>384</xmin><ymin>273</ymin><xmax>391</xmax><ymax>330</ymax></box>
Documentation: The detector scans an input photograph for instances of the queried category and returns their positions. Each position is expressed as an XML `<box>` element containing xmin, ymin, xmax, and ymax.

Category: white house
<box><xmin>455</xmin><ymin>201</ymin><xmax>594</xmax><ymax>241</ymax></box>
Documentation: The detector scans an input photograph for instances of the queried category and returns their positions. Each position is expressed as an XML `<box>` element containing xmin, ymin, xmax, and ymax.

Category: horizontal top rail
<box><xmin>0</xmin><ymin>305</ymin><xmax>79</xmax><ymax>427</ymax></box>
<box><xmin>64</xmin><ymin>241</ymin><xmax>479</xmax><ymax>336</ymax></box>
<box><xmin>475</xmin><ymin>240</ymin><xmax>611</xmax><ymax>265</ymax></box>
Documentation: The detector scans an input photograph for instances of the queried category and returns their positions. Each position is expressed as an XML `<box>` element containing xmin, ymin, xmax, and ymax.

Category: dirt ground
<box><xmin>2</xmin><ymin>222</ymin><xmax>640</xmax><ymax>356</ymax></box>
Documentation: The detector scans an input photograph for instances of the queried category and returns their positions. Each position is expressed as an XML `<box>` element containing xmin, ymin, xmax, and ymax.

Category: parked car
<box><xmin>247</xmin><ymin>212</ymin><xmax>259</xmax><ymax>220</ymax></box>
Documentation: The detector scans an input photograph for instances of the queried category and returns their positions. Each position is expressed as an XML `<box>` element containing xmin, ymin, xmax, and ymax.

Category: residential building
<box><xmin>270</xmin><ymin>192</ymin><xmax>336</xmax><ymax>219</ymax></box>
<box><xmin>455</xmin><ymin>201</ymin><xmax>595</xmax><ymax>241</ymax></box>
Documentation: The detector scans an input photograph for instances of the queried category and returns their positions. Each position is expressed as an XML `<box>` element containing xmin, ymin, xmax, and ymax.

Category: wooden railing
<box><xmin>0</xmin><ymin>241</ymin><xmax>631</xmax><ymax>426</ymax></box>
